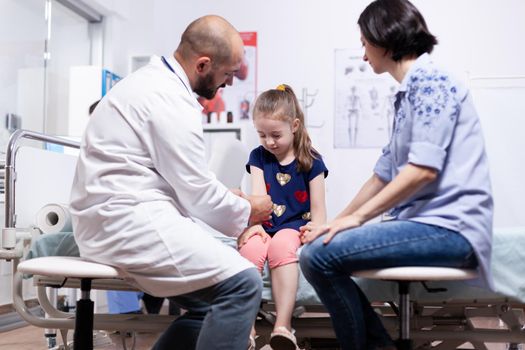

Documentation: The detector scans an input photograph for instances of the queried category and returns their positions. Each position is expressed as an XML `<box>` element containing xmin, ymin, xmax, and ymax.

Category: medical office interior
<box><xmin>1</xmin><ymin>0</ymin><xmax>525</xmax><ymax>349</ymax></box>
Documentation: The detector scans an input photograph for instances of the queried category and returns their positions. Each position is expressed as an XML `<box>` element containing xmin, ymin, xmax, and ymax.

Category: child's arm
<box><xmin>249</xmin><ymin>166</ymin><xmax>267</xmax><ymax>195</ymax></box>
<box><xmin>245</xmin><ymin>165</ymin><xmax>272</xmax><ymax>226</ymax></box>
<box><xmin>236</xmin><ymin>165</ymin><xmax>270</xmax><ymax>249</ymax></box>
<box><xmin>309</xmin><ymin>173</ymin><xmax>327</xmax><ymax>225</ymax></box>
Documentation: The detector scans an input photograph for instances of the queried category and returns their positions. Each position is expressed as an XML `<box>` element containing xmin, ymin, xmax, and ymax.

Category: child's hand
<box><xmin>238</xmin><ymin>225</ymin><xmax>268</xmax><ymax>249</ymax></box>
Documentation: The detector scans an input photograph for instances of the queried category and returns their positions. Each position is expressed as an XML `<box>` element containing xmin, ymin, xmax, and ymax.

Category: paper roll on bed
<box><xmin>36</xmin><ymin>203</ymin><xmax>73</xmax><ymax>234</ymax></box>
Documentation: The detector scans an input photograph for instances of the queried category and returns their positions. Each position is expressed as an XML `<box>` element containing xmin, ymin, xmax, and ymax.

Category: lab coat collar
<box><xmin>398</xmin><ymin>53</ymin><xmax>432</xmax><ymax>92</ymax></box>
<box><xmin>162</xmin><ymin>54</ymin><xmax>194</xmax><ymax>97</ymax></box>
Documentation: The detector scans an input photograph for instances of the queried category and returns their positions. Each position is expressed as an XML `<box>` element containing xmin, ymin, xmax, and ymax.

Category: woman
<box><xmin>299</xmin><ymin>0</ymin><xmax>493</xmax><ymax>349</ymax></box>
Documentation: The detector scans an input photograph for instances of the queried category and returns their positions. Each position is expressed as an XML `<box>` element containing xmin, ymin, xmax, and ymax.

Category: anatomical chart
<box><xmin>334</xmin><ymin>48</ymin><xmax>397</xmax><ymax>148</ymax></box>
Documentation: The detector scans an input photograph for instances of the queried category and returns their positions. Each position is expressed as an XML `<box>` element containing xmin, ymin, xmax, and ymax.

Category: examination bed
<box><xmin>20</xmin><ymin>226</ymin><xmax>525</xmax><ymax>349</ymax></box>
<box><xmin>2</xmin><ymin>130</ymin><xmax>524</xmax><ymax>350</ymax></box>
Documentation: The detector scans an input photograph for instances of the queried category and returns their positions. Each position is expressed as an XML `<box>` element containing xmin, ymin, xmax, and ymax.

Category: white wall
<box><xmin>46</xmin><ymin>1</ymin><xmax>93</xmax><ymax>135</ymax></box>
<box><xmin>0</xmin><ymin>0</ymin><xmax>46</xmax><ymax>137</ymax></box>
<box><xmin>102</xmin><ymin>0</ymin><xmax>525</xmax><ymax>227</ymax></box>
<box><xmin>0</xmin><ymin>0</ymin><xmax>92</xmax><ymax>139</ymax></box>
<box><xmin>0</xmin><ymin>0</ymin><xmax>95</xmax><ymax>307</ymax></box>
<box><xmin>1</xmin><ymin>0</ymin><xmax>524</xmax><ymax>307</ymax></box>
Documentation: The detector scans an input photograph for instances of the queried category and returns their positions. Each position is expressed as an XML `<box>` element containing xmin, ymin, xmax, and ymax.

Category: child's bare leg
<box><xmin>239</xmin><ymin>234</ymin><xmax>270</xmax><ymax>348</ymax></box>
<box><xmin>267</xmin><ymin>229</ymin><xmax>302</xmax><ymax>332</ymax></box>
<box><xmin>271</xmin><ymin>262</ymin><xmax>299</xmax><ymax>330</ymax></box>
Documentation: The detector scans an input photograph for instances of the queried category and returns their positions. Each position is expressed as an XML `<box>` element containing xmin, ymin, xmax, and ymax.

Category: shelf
<box><xmin>203</xmin><ymin>124</ymin><xmax>243</xmax><ymax>140</ymax></box>
<box><xmin>203</xmin><ymin>124</ymin><xmax>242</xmax><ymax>130</ymax></box>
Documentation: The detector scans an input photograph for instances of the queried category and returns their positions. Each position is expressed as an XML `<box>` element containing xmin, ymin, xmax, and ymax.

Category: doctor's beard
<box><xmin>194</xmin><ymin>72</ymin><xmax>225</xmax><ymax>100</ymax></box>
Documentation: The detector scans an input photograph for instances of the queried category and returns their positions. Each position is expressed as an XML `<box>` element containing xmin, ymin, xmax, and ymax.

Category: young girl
<box><xmin>238</xmin><ymin>84</ymin><xmax>328</xmax><ymax>350</ymax></box>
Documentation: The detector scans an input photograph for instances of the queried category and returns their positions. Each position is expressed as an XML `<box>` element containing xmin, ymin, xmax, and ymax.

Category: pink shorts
<box><xmin>239</xmin><ymin>228</ymin><xmax>302</xmax><ymax>273</ymax></box>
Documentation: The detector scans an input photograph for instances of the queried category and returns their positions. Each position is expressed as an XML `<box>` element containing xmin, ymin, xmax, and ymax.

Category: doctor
<box><xmin>70</xmin><ymin>15</ymin><xmax>272</xmax><ymax>350</ymax></box>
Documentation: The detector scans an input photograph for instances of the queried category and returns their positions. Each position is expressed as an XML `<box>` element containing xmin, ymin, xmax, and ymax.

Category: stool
<box><xmin>353</xmin><ymin>267</ymin><xmax>477</xmax><ymax>350</ymax></box>
<box><xmin>18</xmin><ymin>256</ymin><xmax>123</xmax><ymax>350</ymax></box>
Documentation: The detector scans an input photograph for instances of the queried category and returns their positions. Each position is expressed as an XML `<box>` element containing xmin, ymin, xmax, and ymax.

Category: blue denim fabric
<box><xmin>152</xmin><ymin>268</ymin><xmax>262</xmax><ymax>350</ymax></box>
<box><xmin>299</xmin><ymin>220</ymin><xmax>477</xmax><ymax>350</ymax></box>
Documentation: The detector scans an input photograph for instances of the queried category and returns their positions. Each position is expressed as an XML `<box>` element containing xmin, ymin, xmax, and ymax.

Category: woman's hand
<box><xmin>299</xmin><ymin>222</ymin><xmax>329</xmax><ymax>244</ymax></box>
<box><xmin>300</xmin><ymin>214</ymin><xmax>364</xmax><ymax>245</ymax></box>
<box><xmin>237</xmin><ymin>224</ymin><xmax>269</xmax><ymax>249</ymax></box>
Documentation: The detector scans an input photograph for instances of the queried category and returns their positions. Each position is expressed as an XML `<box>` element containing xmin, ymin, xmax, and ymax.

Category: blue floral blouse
<box><xmin>374</xmin><ymin>53</ymin><xmax>494</xmax><ymax>288</ymax></box>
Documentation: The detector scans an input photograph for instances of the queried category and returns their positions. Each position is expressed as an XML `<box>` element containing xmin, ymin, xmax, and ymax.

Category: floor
<box><xmin>0</xmin><ymin>313</ymin><xmax>519</xmax><ymax>350</ymax></box>
<box><xmin>0</xmin><ymin>322</ymin><xmax>518</xmax><ymax>350</ymax></box>
<box><xmin>0</xmin><ymin>324</ymin><xmax>158</xmax><ymax>350</ymax></box>
<box><xmin>0</xmin><ymin>323</ymin><xmax>277</xmax><ymax>350</ymax></box>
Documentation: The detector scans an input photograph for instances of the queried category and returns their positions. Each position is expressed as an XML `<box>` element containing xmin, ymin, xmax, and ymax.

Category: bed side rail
<box><xmin>1</xmin><ymin>129</ymin><xmax>79</xmax><ymax>258</ymax></box>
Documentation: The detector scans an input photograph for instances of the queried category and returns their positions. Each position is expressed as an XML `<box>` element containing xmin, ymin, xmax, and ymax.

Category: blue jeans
<box><xmin>299</xmin><ymin>220</ymin><xmax>477</xmax><ymax>350</ymax></box>
<box><xmin>152</xmin><ymin>268</ymin><xmax>262</xmax><ymax>350</ymax></box>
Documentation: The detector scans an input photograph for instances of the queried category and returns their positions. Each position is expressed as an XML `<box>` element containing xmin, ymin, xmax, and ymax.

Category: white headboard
<box><xmin>470</xmin><ymin>77</ymin><xmax>525</xmax><ymax>227</ymax></box>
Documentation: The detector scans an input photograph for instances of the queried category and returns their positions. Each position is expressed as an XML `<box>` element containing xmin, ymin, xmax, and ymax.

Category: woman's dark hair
<box><xmin>358</xmin><ymin>0</ymin><xmax>437</xmax><ymax>61</ymax></box>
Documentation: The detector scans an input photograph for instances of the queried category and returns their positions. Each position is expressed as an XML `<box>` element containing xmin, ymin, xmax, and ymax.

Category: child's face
<box><xmin>254</xmin><ymin>115</ymin><xmax>298</xmax><ymax>159</ymax></box>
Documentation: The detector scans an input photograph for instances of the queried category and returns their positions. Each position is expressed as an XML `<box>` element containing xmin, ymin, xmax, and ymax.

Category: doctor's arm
<box><xmin>301</xmin><ymin>163</ymin><xmax>437</xmax><ymax>244</ymax></box>
<box><xmin>147</xmin><ymin>102</ymin><xmax>271</xmax><ymax>236</ymax></box>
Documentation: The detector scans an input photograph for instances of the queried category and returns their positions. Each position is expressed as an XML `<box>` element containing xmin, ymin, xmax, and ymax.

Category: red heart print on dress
<box><xmin>294</xmin><ymin>190</ymin><xmax>308</xmax><ymax>203</ymax></box>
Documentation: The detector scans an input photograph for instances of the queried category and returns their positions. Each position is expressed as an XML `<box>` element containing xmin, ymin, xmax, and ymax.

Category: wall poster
<box><xmin>334</xmin><ymin>48</ymin><xmax>397</xmax><ymax>148</ymax></box>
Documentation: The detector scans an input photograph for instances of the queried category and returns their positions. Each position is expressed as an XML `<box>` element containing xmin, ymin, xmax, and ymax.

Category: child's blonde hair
<box><xmin>253</xmin><ymin>84</ymin><xmax>319</xmax><ymax>172</ymax></box>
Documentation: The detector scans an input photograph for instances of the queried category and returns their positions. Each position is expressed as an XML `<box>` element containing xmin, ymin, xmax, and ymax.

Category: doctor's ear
<box><xmin>195</xmin><ymin>57</ymin><xmax>212</xmax><ymax>74</ymax></box>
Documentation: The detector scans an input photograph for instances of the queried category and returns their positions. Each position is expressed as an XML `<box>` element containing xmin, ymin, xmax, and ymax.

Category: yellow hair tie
<box><xmin>276</xmin><ymin>84</ymin><xmax>286</xmax><ymax>91</ymax></box>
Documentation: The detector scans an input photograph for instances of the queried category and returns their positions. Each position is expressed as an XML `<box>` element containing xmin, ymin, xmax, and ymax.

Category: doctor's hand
<box><xmin>230</xmin><ymin>188</ymin><xmax>245</xmax><ymax>197</ymax></box>
<box><xmin>247</xmin><ymin>194</ymin><xmax>273</xmax><ymax>226</ymax></box>
<box><xmin>237</xmin><ymin>225</ymin><xmax>269</xmax><ymax>249</ymax></box>
<box><xmin>300</xmin><ymin>215</ymin><xmax>363</xmax><ymax>245</ymax></box>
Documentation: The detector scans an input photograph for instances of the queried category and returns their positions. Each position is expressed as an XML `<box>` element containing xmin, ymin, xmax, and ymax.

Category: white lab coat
<box><xmin>70</xmin><ymin>55</ymin><xmax>253</xmax><ymax>297</ymax></box>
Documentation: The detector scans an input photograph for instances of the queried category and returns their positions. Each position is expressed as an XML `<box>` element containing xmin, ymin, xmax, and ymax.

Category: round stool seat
<box><xmin>353</xmin><ymin>266</ymin><xmax>477</xmax><ymax>281</ymax></box>
<box><xmin>18</xmin><ymin>256</ymin><xmax>122</xmax><ymax>279</ymax></box>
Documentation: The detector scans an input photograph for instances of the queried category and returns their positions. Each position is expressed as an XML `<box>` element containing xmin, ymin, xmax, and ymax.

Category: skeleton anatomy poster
<box><xmin>334</xmin><ymin>48</ymin><xmax>397</xmax><ymax>148</ymax></box>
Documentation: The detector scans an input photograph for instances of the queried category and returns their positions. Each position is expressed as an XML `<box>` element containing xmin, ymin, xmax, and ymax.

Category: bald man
<box><xmin>70</xmin><ymin>15</ymin><xmax>271</xmax><ymax>350</ymax></box>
